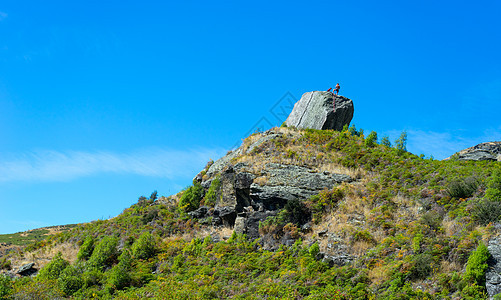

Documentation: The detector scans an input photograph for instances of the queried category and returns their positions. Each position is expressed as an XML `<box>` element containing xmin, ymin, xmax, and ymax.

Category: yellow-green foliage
<box><xmin>88</xmin><ymin>236</ymin><xmax>119</xmax><ymax>270</ymax></box>
<box><xmin>37</xmin><ymin>252</ymin><xmax>69</xmax><ymax>281</ymax></box>
<box><xmin>179</xmin><ymin>181</ymin><xmax>204</xmax><ymax>212</ymax></box>
<box><xmin>485</xmin><ymin>168</ymin><xmax>501</xmax><ymax>200</ymax></box>
<box><xmin>77</xmin><ymin>235</ymin><xmax>94</xmax><ymax>261</ymax></box>
<box><xmin>464</xmin><ymin>243</ymin><xmax>490</xmax><ymax>286</ymax></box>
<box><xmin>57</xmin><ymin>265</ymin><xmax>83</xmax><ymax>296</ymax></box>
<box><xmin>0</xmin><ymin>275</ymin><xmax>12</xmax><ymax>298</ymax></box>
<box><xmin>132</xmin><ymin>232</ymin><xmax>156</xmax><ymax>260</ymax></box>
<box><xmin>6</xmin><ymin>126</ymin><xmax>501</xmax><ymax>299</ymax></box>
<box><xmin>203</xmin><ymin>175</ymin><xmax>221</xmax><ymax>207</ymax></box>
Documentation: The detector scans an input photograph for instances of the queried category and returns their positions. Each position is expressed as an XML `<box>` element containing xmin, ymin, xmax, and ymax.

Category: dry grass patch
<box><xmin>11</xmin><ymin>242</ymin><xmax>79</xmax><ymax>271</ymax></box>
<box><xmin>368</xmin><ymin>264</ymin><xmax>390</xmax><ymax>286</ymax></box>
<box><xmin>351</xmin><ymin>240</ymin><xmax>374</xmax><ymax>256</ymax></box>
<box><xmin>440</xmin><ymin>259</ymin><xmax>462</xmax><ymax>274</ymax></box>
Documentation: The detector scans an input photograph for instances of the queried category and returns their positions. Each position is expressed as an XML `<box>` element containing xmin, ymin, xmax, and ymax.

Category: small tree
<box><xmin>365</xmin><ymin>131</ymin><xmax>378</xmax><ymax>148</ymax></box>
<box><xmin>149</xmin><ymin>190</ymin><xmax>158</xmax><ymax>202</ymax></box>
<box><xmin>394</xmin><ymin>131</ymin><xmax>407</xmax><ymax>155</ymax></box>
<box><xmin>381</xmin><ymin>136</ymin><xmax>391</xmax><ymax>147</ymax></box>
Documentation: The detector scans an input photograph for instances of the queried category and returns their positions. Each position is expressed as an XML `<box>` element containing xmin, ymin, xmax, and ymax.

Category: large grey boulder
<box><xmin>285</xmin><ymin>91</ymin><xmax>354</xmax><ymax>131</ymax></box>
<box><xmin>447</xmin><ymin>142</ymin><xmax>501</xmax><ymax>161</ymax></box>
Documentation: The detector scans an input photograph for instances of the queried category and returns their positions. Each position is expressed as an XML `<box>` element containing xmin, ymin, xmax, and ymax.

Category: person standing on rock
<box><xmin>334</xmin><ymin>83</ymin><xmax>340</xmax><ymax>95</ymax></box>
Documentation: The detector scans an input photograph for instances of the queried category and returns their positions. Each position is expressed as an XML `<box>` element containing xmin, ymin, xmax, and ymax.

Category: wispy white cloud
<box><xmin>0</xmin><ymin>12</ymin><xmax>7</xmax><ymax>21</ymax></box>
<box><xmin>0</xmin><ymin>148</ymin><xmax>225</xmax><ymax>183</ymax></box>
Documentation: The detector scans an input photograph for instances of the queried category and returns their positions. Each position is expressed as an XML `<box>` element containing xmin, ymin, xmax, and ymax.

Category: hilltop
<box><xmin>1</xmin><ymin>93</ymin><xmax>501</xmax><ymax>298</ymax></box>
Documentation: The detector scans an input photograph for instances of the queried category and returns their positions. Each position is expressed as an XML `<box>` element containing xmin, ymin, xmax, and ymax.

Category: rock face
<box><xmin>250</xmin><ymin>163</ymin><xmax>352</xmax><ymax>210</ymax></box>
<box><xmin>285</xmin><ymin>91</ymin><xmax>354</xmax><ymax>131</ymax></box>
<box><xmin>191</xmin><ymin>129</ymin><xmax>354</xmax><ymax>243</ymax></box>
<box><xmin>447</xmin><ymin>142</ymin><xmax>501</xmax><ymax>161</ymax></box>
<box><xmin>487</xmin><ymin>235</ymin><xmax>501</xmax><ymax>298</ymax></box>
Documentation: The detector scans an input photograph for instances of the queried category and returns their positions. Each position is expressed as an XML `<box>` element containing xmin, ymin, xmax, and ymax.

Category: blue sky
<box><xmin>1</xmin><ymin>1</ymin><xmax>500</xmax><ymax>234</ymax></box>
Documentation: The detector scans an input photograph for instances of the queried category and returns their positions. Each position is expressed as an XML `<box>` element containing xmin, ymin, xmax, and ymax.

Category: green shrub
<box><xmin>0</xmin><ymin>257</ymin><xmax>11</xmax><ymax>270</ymax></box>
<box><xmin>179</xmin><ymin>181</ymin><xmax>204</xmax><ymax>212</ymax></box>
<box><xmin>37</xmin><ymin>252</ymin><xmax>69</xmax><ymax>281</ymax></box>
<box><xmin>485</xmin><ymin>169</ymin><xmax>501</xmax><ymax>201</ymax></box>
<box><xmin>284</xmin><ymin>199</ymin><xmax>310</xmax><ymax>225</ymax></box>
<box><xmin>57</xmin><ymin>265</ymin><xmax>83</xmax><ymax>296</ymax></box>
<box><xmin>353</xmin><ymin>230</ymin><xmax>376</xmax><ymax>245</ymax></box>
<box><xmin>464</xmin><ymin>243</ymin><xmax>490</xmax><ymax>286</ymax></box>
<box><xmin>132</xmin><ymin>232</ymin><xmax>156</xmax><ymax>260</ymax></box>
<box><xmin>348</xmin><ymin>124</ymin><xmax>363</xmax><ymax>137</ymax></box>
<box><xmin>420</xmin><ymin>210</ymin><xmax>442</xmax><ymax>231</ymax></box>
<box><xmin>105</xmin><ymin>264</ymin><xmax>131</xmax><ymax>293</ymax></box>
<box><xmin>77</xmin><ymin>236</ymin><xmax>95</xmax><ymax>261</ymax></box>
<box><xmin>204</xmin><ymin>176</ymin><xmax>221</xmax><ymax>207</ymax></box>
<box><xmin>309</xmin><ymin>242</ymin><xmax>320</xmax><ymax>258</ymax></box>
<box><xmin>446</xmin><ymin>176</ymin><xmax>479</xmax><ymax>199</ymax></box>
<box><xmin>410</xmin><ymin>253</ymin><xmax>433</xmax><ymax>280</ymax></box>
<box><xmin>365</xmin><ymin>131</ymin><xmax>378</xmax><ymax>148</ymax></box>
<box><xmin>142</xmin><ymin>206</ymin><xmax>159</xmax><ymax>224</ymax></box>
<box><xmin>0</xmin><ymin>275</ymin><xmax>12</xmax><ymax>298</ymax></box>
<box><xmin>82</xmin><ymin>268</ymin><xmax>103</xmax><ymax>288</ymax></box>
<box><xmin>87</xmin><ymin>236</ymin><xmax>119</xmax><ymax>270</ymax></box>
<box><xmin>472</xmin><ymin>199</ymin><xmax>501</xmax><ymax>225</ymax></box>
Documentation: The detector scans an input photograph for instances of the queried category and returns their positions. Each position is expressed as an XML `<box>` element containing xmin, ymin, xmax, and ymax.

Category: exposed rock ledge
<box><xmin>447</xmin><ymin>142</ymin><xmax>501</xmax><ymax>161</ymax></box>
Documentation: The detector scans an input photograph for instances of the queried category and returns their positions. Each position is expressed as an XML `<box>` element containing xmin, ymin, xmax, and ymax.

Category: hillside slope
<box><xmin>1</xmin><ymin>126</ymin><xmax>501</xmax><ymax>299</ymax></box>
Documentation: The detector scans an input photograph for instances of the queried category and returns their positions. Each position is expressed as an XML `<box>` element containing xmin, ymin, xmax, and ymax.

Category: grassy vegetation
<box><xmin>1</xmin><ymin>126</ymin><xmax>500</xmax><ymax>299</ymax></box>
<box><xmin>0</xmin><ymin>225</ymin><xmax>76</xmax><ymax>247</ymax></box>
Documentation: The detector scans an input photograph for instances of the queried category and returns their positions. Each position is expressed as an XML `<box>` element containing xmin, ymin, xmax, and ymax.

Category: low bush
<box><xmin>203</xmin><ymin>175</ymin><xmax>221</xmax><ymax>207</ymax></box>
<box><xmin>132</xmin><ymin>232</ymin><xmax>156</xmax><ymax>260</ymax></box>
<box><xmin>464</xmin><ymin>243</ymin><xmax>490</xmax><ymax>286</ymax></box>
<box><xmin>58</xmin><ymin>265</ymin><xmax>83</xmax><ymax>296</ymax></box>
<box><xmin>284</xmin><ymin>199</ymin><xmax>310</xmax><ymax>225</ymax></box>
<box><xmin>446</xmin><ymin>176</ymin><xmax>479</xmax><ymax>199</ymax></box>
<box><xmin>0</xmin><ymin>275</ymin><xmax>12</xmax><ymax>298</ymax></box>
<box><xmin>0</xmin><ymin>257</ymin><xmax>11</xmax><ymax>270</ymax></box>
<box><xmin>410</xmin><ymin>253</ymin><xmax>433</xmax><ymax>280</ymax></box>
<box><xmin>87</xmin><ymin>236</ymin><xmax>119</xmax><ymax>270</ymax></box>
<box><xmin>179</xmin><ymin>182</ymin><xmax>204</xmax><ymax>212</ymax></box>
<box><xmin>472</xmin><ymin>199</ymin><xmax>501</xmax><ymax>225</ymax></box>
<box><xmin>77</xmin><ymin>236</ymin><xmax>94</xmax><ymax>261</ymax></box>
<box><xmin>485</xmin><ymin>169</ymin><xmax>501</xmax><ymax>201</ymax></box>
<box><xmin>37</xmin><ymin>252</ymin><xmax>69</xmax><ymax>281</ymax></box>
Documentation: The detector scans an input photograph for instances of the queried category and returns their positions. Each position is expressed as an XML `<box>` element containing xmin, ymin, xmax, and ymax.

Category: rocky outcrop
<box><xmin>285</xmin><ymin>91</ymin><xmax>354</xmax><ymax>131</ymax></box>
<box><xmin>190</xmin><ymin>129</ymin><xmax>354</xmax><ymax>242</ymax></box>
<box><xmin>17</xmin><ymin>262</ymin><xmax>37</xmax><ymax>277</ymax></box>
<box><xmin>250</xmin><ymin>163</ymin><xmax>352</xmax><ymax>210</ymax></box>
<box><xmin>447</xmin><ymin>142</ymin><xmax>501</xmax><ymax>161</ymax></box>
<box><xmin>487</xmin><ymin>235</ymin><xmax>501</xmax><ymax>298</ymax></box>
